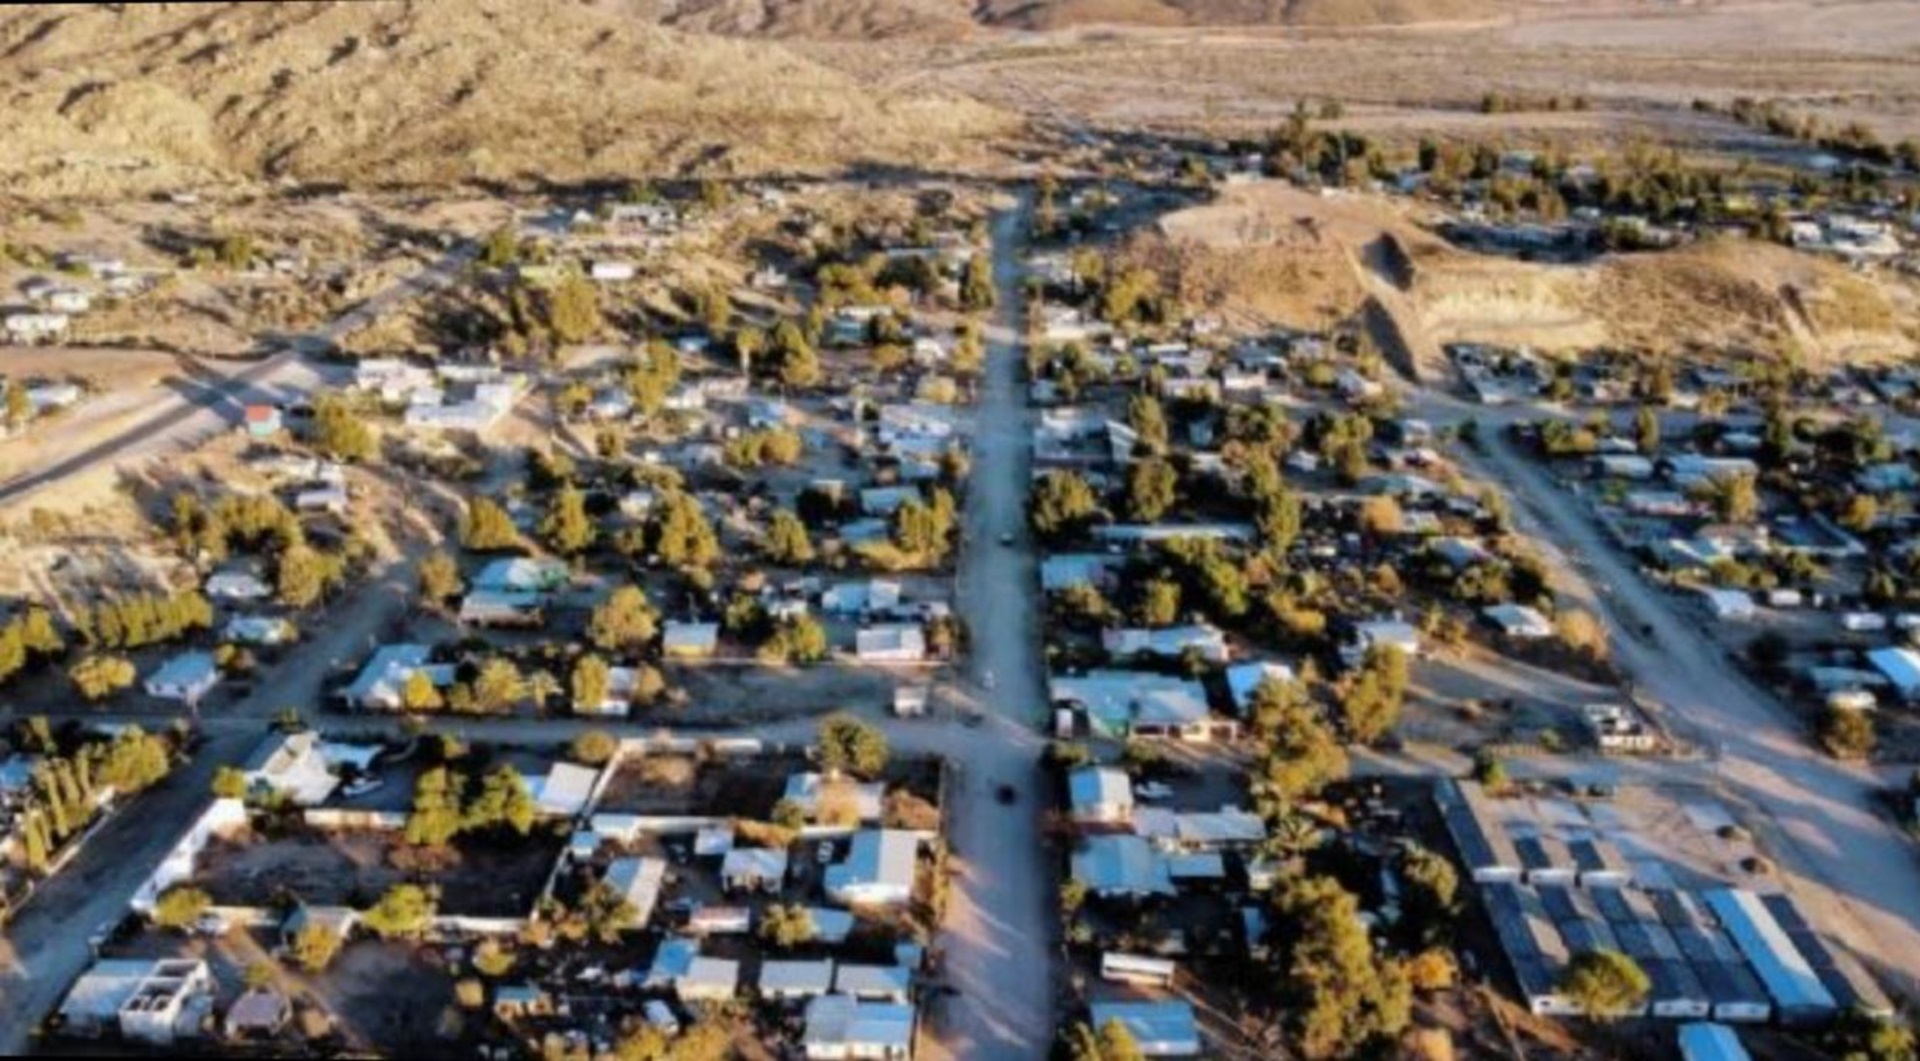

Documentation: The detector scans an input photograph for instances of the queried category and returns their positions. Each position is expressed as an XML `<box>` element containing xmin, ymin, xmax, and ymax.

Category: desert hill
<box><xmin>640</xmin><ymin>0</ymin><xmax>979</xmax><ymax>39</ymax></box>
<box><xmin>0</xmin><ymin>0</ymin><xmax>1009</xmax><ymax>198</ymax></box>
<box><xmin>1141</xmin><ymin>182</ymin><xmax>1917</xmax><ymax>367</ymax></box>
<box><xmin>980</xmin><ymin>0</ymin><xmax>1499</xmax><ymax>30</ymax></box>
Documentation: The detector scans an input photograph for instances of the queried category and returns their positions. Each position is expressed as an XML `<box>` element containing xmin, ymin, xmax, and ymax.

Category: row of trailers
<box><xmin>1439</xmin><ymin>781</ymin><xmax>1890</xmax><ymax>1025</ymax></box>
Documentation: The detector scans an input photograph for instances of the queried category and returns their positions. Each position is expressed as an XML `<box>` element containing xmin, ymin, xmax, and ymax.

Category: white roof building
<box><xmin>1224</xmin><ymin>662</ymin><xmax>1296</xmax><ymax>715</ymax></box>
<box><xmin>721</xmin><ymin>847</ymin><xmax>789</xmax><ymax>891</ymax></box>
<box><xmin>603</xmin><ymin>856</ymin><xmax>667</xmax><ymax>928</ymax></box>
<box><xmin>1088</xmin><ymin>1000</ymin><xmax>1201</xmax><ymax>1057</ymax></box>
<box><xmin>342</xmin><ymin>644</ymin><xmax>453</xmax><ymax>709</ymax></box>
<box><xmin>825</xmin><ymin>829</ymin><xmax>918</xmax><ymax>906</ymax></box>
<box><xmin>1483</xmin><ymin>603</ymin><xmax>1555</xmax><ymax>640</ymax></box>
<box><xmin>802</xmin><ymin>995</ymin><xmax>915</xmax><ymax>1061</ymax></box>
<box><xmin>239</xmin><ymin>731</ymin><xmax>338</xmax><ymax>806</ymax></box>
<box><xmin>1067</xmin><ymin>766</ymin><xmax>1134</xmax><ymax>825</ymax></box>
<box><xmin>856</xmin><ymin>624</ymin><xmax>927</xmax><ymax>663</ymax></box>
<box><xmin>675</xmin><ymin>956</ymin><xmax>740</xmax><ymax>1002</ymax></box>
<box><xmin>532</xmin><ymin>762</ymin><xmax>598</xmax><ymax>817</ymax></box>
<box><xmin>144</xmin><ymin>652</ymin><xmax>219</xmax><ymax>705</ymax></box>
<box><xmin>473</xmin><ymin>557</ymin><xmax>569</xmax><ymax>593</ymax></box>
<box><xmin>204</xmin><ymin>570</ymin><xmax>272</xmax><ymax>601</ymax></box>
<box><xmin>1072</xmin><ymin>834</ymin><xmax>1174</xmax><ymax>898</ymax></box>
<box><xmin>760</xmin><ymin>959</ymin><xmax>836</xmax><ymax>1000</ymax></box>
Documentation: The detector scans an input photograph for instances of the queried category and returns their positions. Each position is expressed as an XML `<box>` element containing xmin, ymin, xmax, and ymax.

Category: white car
<box><xmin>1135</xmin><ymin>782</ymin><xmax>1174</xmax><ymax>802</ymax></box>
<box><xmin>342</xmin><ymin>776</ymin><xmax>384</xmax><ymax>798</ymax></box>
<box><xmin>193</xmin><ymin>913</ymin><xmax>230</xmax><ymax>937</ymax></box>
<box><xmin>644</xmin><ymin>1000</ymin><xmax>680</xmax><ymax>1036</ymax></box>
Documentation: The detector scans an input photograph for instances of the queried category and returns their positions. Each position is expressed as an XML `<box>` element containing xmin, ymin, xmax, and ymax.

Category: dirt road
<box><xmin>1405</xmin><ymin>384</ymin><xmax>1920</xmax><ymax>1003</ymax></box>
<box><xmin>0</xmin><ymin>243</ymin><xmax>474</xmax><ymax>509</ymax></box>
<box><xmin>931</xmin><ymin>192</ymin><xmax>1056</xmax><ymax>1061</ymax></box>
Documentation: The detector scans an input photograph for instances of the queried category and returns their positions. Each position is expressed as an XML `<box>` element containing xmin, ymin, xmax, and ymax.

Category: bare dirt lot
<box><xmin>195</xmin><ymin>825</ymin><xmax>566</xmax><ymax>918</ymax></box>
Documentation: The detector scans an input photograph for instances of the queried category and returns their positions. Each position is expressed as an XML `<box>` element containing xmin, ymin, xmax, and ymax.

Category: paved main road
<box><xmin>932</xmin><ymin>193</ymin><xmax>1056</xmax><ymax>1061</ymax></box>
<box><xmin>1408</xmin><ymin>384</ymin><xmax>1920</xmax><ymax>1002</ymax></box>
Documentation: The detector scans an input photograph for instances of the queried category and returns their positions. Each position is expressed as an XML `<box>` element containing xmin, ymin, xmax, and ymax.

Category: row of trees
<box><xmin>14</xmin><ymin>726</ymin><xmax>175</xmax><ymax>874</ymax></box>
<box><xmin>404</xmin><ymin>764</ymin><xmax>539</xmax><ymax>848</ymax></box>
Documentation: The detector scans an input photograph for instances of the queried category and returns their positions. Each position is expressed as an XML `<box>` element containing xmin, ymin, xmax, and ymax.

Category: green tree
<box><xmin>290</xmin><ymin>921</ymin><xmax>342</xmax><ymax>973</ymax></box>
<box><xmin>1031</xmin><ymin>470</ymin><xmax>1100</xmax><ymax>539</ymax></box>
<box><xmin>1400</xmin><ymin>845</ymin><xmax>1460</xmax><ymax>941</ymax></box>
<box><xmin>362</xmin><ymin>883</ymin><xmax>437</xmax><ymax>939</ymax></box>
<box><xmin>1137</xmin><ymin>578</ymin><xmax>1182</xmax><ymax>627</ymax></box>
<box><xmin>276</xmin><ymin>542</ymin><xmax>342</xmax><ymax>609</ymax></box>
<box><xmin>545</xmin><ymin>273</ymin><xmax>602</xmax><ymax>344</ymax></box>
<box><xmin>758</xmin><ymin>903</ymin><xmax>816</xmax><ymax>948</ymax></box>
<box><xmin>470</xmin><ymin>657</ymin><xmax>525</xmax><ymax>713</ymax></box>
<box><xmin>466</xmin><ymin>764</ymin><xmax>537</xmax><ymax>834</ymax></box>
<box><xmin>651</xmin><ymin>492</ymin><xmax>721</xmax><ymax>568</ymax></box>
<box><xmin>1337</xmin><ymin>644</ymin><xmax>1407</xmax><ymax>745</ymax></box>
<box><xmin>459</xmin><ymin>497</ymin><xmax>520</xmax><ymax>551</ymax></box>
<box><xmin>571</xmin><ymin>654</ymin><xmax>614</xmax><ymax>714</ymax></box>
<box><xmin>818</xmin><ymin>713</ymin><xmax>889</xmax><ymax>778</ymax></box>
<box><xmin>405</xmin><ymin>766</ymin><xmax>466</xmax><ymax>848</ymax></box>
<box><xmin>760</xmin><ymin>615</ymin><xmax>829</xmax><ymax>665</ymax></box>
<box><xmin>1559</xmin><ymin>949</ymin><xmax>1651</xmax><ymax>1020</ymax></box>
<box><xmin>540</xmin><ymin>486</ymin><xmax>597</xmax><ymax>556</ymax></box>
<box><xmin>212</xmin><ymin>765</ymin><xmax>248</xmax><ymax>800</ymax></box>
<box><xmin>1127</xmin><ymin>393</ymin><xmax>1169</xmax><ymax>453</ymax></box>
<box><xmin>419</xmin><ymin>550</ymin><xmax>463</xmax><ymax>605</ymax></box>
<box><xmin>577</xmin><ymin>880</ymin><xmax>639</xmax><ymax>942</ymax></box>
<box><xmin>589</xmin><ymin>585</ymin><xmax>658</xmax><ymax>654</ymax></box>
<box><xmin>1633</xmin><ymin>405</ymin><xmax>1660</xmax><ymax>454</ymax></box>
<box><xmin>959</xmin><ymin>252</ymin><xmax>996</xmax><ymax>311</ymax></box>
<box><xmin>1125</xmin><ymin>459</ymin><xmax>1179</xmax><ymax>522</ymax></box>
<box><xmin>69</xmin><ymin>654</ymin><xmax>135</xmax><ymax>701</ymax></box>
<box><xmin>401</xmin><ymin>669</ymin><xmax>443</xmax><ymax>711</ymax></box>
<box><xmin>1255</xmin><ymin>699</ymin><xmax>1348</xmax><ymax>808</ymax></box>
<box><xmin>152</xmin><ymin>885</ymin><xmax>212</xmax><ymax>930</ymax></box>
<box><xmin>770</xmin><ymin>320</ymin><xmax>822</xmax><ymax>389</ymax></box>
<box><xmin>5</xmin><ymin>383</ymin><xmax>32</xmax><ymax>430</ymax></box>
<box><xmin>1269</xmin><ymin>874</ymin><xmax>1412</xmax><ymax>1059</ymax></box>
<box><xmin>1062</xmin><ymin>1018</ymin><xmax>1147</xmax><ymax>1061</ymax></box>
<box><xmin>311</xmin><ymin>393</ymin><xmax>376</xmax><ymax>462</ymax></box>
<box><xmin>763</xmin><ymin>509</ymin><xmax>815</xmax><ymax>565</ymax></box>
<box><xmin>1819</xmin><ymin>704</ymin><xmax>1876</xmax><ymax>760</ymax></box>
<box><xmin>571</xmin><ymin>728</ymin><xmax>619</xmax><ymax>766</ymax></box>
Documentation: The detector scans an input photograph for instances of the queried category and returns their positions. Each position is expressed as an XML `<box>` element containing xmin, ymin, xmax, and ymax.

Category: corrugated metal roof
<box><xmin>1702</xmin><ymin>889</ymin><xmax>1836</xmax><ymax>1017</ymax></box>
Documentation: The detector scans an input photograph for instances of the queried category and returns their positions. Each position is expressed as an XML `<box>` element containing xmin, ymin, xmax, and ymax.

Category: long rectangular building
<box><xmin>1703</xmin><ymin>889</ymin><xmax>1836</xmax><ymax>1025</ymax></box>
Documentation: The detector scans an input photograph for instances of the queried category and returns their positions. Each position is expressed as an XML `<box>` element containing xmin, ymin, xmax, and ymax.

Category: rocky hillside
<box><xmin>980</xmin><ymin>0</ymin><xmax>1499</xmax><ymax>29</ymax></box>
<box><xmin>0</xmin><ymin>1</ymin><xmax>1009</xmax><ymax>197</ymax></box>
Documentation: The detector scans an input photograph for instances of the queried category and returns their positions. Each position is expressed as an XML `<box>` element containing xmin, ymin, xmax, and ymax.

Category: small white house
<box><xmin>3</xmin><ymin>311</ymin><xmax>69</xmax><ymax>342</ymax></box>
<box><xmin>238</xmin><ymin>731</ymin><xmax>339</xmax><ymax>806</ymax></box>
<box><xmin>855</xmin><ymin>625</ymin><xmax>927</xmax><ymax>664</ymax></box>
<box><xmin>824</xmin><ymin>830</ymin><xmax>918</xmax><ymax>906</ymax></box>
<box><xmin>145</xmin><ymin>652</ymin><xmax>219</xmax><ymax>705</ymax></box>
<box><xmin>1067</xmin><ymin>766</ymin><xmax>1134</xmax><ymax>825</ymax></box>
<box><xmin>1701</xmin><ymin>588</ymin><xmax>1756</xmax><ymax>621</ymax></box>
<box><xmin>802</xmin><ymin>995</ymin><xmax>914</xmax><ymax>1061</ymax></box>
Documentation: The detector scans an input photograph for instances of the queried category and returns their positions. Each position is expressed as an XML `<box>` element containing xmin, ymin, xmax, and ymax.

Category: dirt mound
<box><xmin>1151</xmin><ymin>182</ymin><xmax>1917</xmax><ymax>366</ymax></box>
<box><xmin>0</xmin><ymin>1</ymin><xmax>1010</xmax><ymax>197</ymax></box>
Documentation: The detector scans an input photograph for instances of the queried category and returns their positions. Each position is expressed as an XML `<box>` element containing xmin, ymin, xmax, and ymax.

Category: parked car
<box><xmin>644</xmin><ymin>1000</ymin><xmax>680</xmax><ymax>1035</ymax></box>
<box><xmin>342</xmin><ymin>776</ymin><xmax>384</xmax><ymax>798</ymax></box>
<box><xmin>193</xmin><ymin>913</ymin><xmax>230</xmax><ymax>937</ymax></box>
